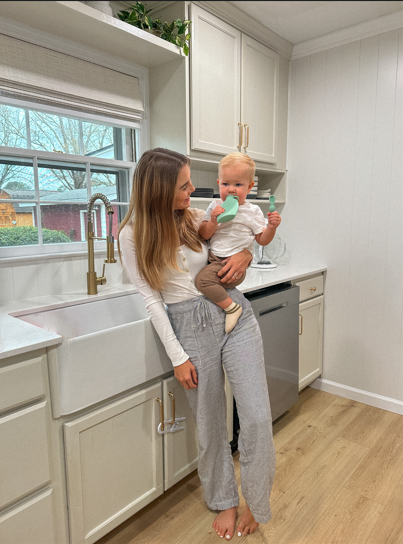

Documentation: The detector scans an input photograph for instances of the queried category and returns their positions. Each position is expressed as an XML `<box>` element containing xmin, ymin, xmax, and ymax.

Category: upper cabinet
<box><xmin>241</xmin><ymin>35</ymin><xmax>279</xmax><ymax>164</ymax></box>
<box><xmin>190</xmin><ymin>5</ymin><xmax>280</xmax><ymax>164</ymax></box>
<box><xmin>190</xmin><ymin>6</ymin><xmax>241</xmax><ymax>156</ymax></box>
<box><xmin>149</xmin><ymin>2</ymin><xmax>289</xmax><ymax>173</ymax></box>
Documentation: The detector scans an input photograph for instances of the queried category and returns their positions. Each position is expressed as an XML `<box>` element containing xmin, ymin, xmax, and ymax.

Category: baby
<box><xmin>195</xmin><ymin>152</ymin><xmax>282</xmax><ymax>334</ymax></box>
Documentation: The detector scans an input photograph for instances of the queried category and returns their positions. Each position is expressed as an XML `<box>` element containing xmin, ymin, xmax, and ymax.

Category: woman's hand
<box><xmin>174</xmin><ymin>359</ymin><xmax>198</xmax><ymax>389</ymax></box>
<box><xmin>218</xmin><ymin>248</ymin><xmax>253</xmax><ymax>283</ymax></box>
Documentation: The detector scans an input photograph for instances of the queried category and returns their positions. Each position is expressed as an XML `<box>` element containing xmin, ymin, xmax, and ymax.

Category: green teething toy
<box><xmin>269</xmin><ymin>195</ymin><xmax>276</xmax><ymax>213</ymax></box>
<box><xmin>217</xmin><ymin>195</ymin><xmax>239</xmax><ymax>223</ymax></box>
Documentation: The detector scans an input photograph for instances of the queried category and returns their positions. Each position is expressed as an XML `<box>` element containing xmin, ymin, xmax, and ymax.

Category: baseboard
<box><xmin>310</xmin><ymin>378</ymin><xmax>403</xmax><ymax>416</ymax></box>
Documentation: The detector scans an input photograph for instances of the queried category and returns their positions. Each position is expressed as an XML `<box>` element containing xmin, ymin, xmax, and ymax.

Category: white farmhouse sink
<box><xmin>18</xmin><ymin>294</ymin><xmax>172</xmax><ymax>416</ymax></box>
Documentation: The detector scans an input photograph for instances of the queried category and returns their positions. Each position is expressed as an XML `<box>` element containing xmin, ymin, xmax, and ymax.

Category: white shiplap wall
<box><xmin>282</xmin><ymin>29</ymin><xmax>403</xmax><ymax>400</ymax></box>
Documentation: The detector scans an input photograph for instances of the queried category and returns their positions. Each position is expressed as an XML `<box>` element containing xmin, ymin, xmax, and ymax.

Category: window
<box><xmin>0</xmin><ymin>99</ymin><xmax>138</xmax><ymax>256</ymax></box>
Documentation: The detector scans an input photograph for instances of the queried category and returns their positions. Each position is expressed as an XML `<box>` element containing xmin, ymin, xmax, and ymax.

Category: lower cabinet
<box><xmin>0</xmin><ymin>351</ymin><xmax>58</xmax><ymax>544</ymax></box>
<box><xmin>0</xmin><ymin>489</ymin><xmax>56</xmax><ymax>544</ymax></box>
<box><xmin>163</xmin><ymin>376</ymin><xmax>199</xmax><ymax>491</ymax></box>
<box><xmin>299</xmin><ymin>295</ymin><xmax>324</xmax><ymax>390</ymax></box>
<box><xmin>64</xmin><ymin>378</ymin><xmax>199</xmax><ymax>544</ymax></box>
<box><xmin>294</xmin><ymin>274</ymin><xmax>324</xmax><ymax>391</ymax></box>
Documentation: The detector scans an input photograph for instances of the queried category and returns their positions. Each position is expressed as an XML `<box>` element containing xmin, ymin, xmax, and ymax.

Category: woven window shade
<box><xmin>0</xmin><ymin>33</ymin><xmax>144</xmax><ymax>121</ymax></box>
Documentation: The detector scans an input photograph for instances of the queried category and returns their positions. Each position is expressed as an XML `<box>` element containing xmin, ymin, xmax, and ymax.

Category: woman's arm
<box><xmin>120</xmin><ymin>227</ymin><xmax>192</xmax><ymax>370</ymax></box>
<box><xmin>217</xmin><ymin>248</ymin><xmax>253</xmax><ymax>283</ymax></box>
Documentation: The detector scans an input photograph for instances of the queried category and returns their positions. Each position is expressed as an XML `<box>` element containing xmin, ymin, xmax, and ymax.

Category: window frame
<box><xmin>0</xmin><ymin>98</ymin><xmax>138</xmax><ymax>259</ymax></box>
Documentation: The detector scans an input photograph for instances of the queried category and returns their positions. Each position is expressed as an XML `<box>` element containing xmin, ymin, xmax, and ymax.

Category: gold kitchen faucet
<box><xmin>86</xmin><ymin>193</ymin><xmax>117</xmax><ymax>295</ymax></box>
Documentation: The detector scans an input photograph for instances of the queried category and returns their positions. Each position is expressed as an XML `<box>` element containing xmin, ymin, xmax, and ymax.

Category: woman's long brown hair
<box><xmin>118</xmin><ymin>148</ymin><xmax>203</xmax><ymax>292</ymax></box>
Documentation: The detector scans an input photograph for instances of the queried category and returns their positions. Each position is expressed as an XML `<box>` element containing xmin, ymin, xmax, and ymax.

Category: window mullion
<box><xmin>25</xmin><ymin>109</ymin><xmax>31</xmax><ymax>149</ymax></box>
<box><xmin>86</xmin><ymin>161</ymin><xmax>91</xmax><ymax>202</ymax></box>
<box><xmin>33</xmin><ymin>155</ymin><xmax>43</xmax><ymax>246</ymax></box>
<box><xmin>79</xmin><ymin>119</ymin><xmax>84</xmax><ymax>156</ymax></box>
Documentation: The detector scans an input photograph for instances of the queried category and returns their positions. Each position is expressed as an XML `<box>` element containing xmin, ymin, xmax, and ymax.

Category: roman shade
<box><xmin>0</xmin><ymin>33</ymin><xmax>144</xmax><ymax>121</ymax></box>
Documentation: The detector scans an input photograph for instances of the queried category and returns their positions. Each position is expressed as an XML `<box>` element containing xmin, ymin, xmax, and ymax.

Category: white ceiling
<box><xmin>229</xmin><ymin>1</ymin><xmax>403</xmax><ymax>44</ymax></box>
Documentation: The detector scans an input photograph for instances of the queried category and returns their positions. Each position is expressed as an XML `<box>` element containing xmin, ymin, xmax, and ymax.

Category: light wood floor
<box><xmin>96</xmin><ymin>387</ymin><xmax>403</xmax><ymax>544</ymax></box>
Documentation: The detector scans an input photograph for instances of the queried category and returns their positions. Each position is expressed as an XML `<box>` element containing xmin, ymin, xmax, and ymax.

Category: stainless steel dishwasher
<box><xmin>231</xmin><ymin>283</ymin><xmax>300</xmax><ymax>451</ymax></box>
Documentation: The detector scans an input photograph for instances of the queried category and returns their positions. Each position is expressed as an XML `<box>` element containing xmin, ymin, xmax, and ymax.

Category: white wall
<box><xmin>282</xmin><ymin>29</ymin><xmax>403</xmax><ymax>400</ymax></box>
<box><xmin>0</xmin><ymin>253</ymin><xmax>130</xmax><ymax>303</ymax></box>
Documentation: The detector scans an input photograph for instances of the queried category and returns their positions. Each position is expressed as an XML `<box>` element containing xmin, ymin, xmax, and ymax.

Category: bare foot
<box><xmin>236</xmin><ymin>504</ymin><xmax>259</xmax><ymax>536</ymax></box>
<box><xmin>213</xmin><ymin>506</ymin><xmax>238</xmax><ymax>540</ymax></box>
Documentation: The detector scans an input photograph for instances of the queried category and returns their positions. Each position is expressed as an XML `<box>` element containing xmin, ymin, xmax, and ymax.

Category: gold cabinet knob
<box><xmin>310</xmin><ymin>287</ymin><xmax>317</xmax><ymax>292</ymax></box>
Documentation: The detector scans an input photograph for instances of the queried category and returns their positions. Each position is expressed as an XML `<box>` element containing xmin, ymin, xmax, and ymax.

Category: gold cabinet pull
<box><xmin>299</xmin><ymin>314</ymin><xmax>303</xmax><ymax>335</ymax></box>
<box><xmin>168</xmin><ymin>392</ymin><xmax>175</xmax><ymax>424</ymax></box>
<box><xmin>243</xmin><ymin>124</ymin><xmax>249</xmax><ymax>149</ymax></box>
<box><xmin>156</xmin><ymin>398</ymin><xmax>164</xmax><ymax>432</ymax></box>
<box><xmin>310</xmin><ymin>287</ymin><xmax>317</xmax><ymax>292</ymax></box>
<box><xmin>238</xmin><ymin>122</ymin><xmax>243</xmax><ymax>148</ymax></box>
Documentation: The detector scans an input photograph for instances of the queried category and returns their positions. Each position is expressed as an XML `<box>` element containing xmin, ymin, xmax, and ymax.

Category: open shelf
<box><xmin>0</xmin><ymin>1</ymin><xmax>183</xmax><ymax>68</ymax></box>
<box><xmin>190</xmin><ymin>156</ymin><xmax>286</xmax><ymax>176</ymax></box>
<box><xmin>190</xmin><ymin>197</ymin><xmax>285</xmax><ymax>205</ymax></box>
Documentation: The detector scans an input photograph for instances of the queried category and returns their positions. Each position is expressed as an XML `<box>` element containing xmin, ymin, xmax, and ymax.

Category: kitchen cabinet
<box><xmin>190</xmin><ymin>5</ymin><xmax>241</xmax><ymax>156</ymax></box>
<box><xmin>190</xmin><ymin>4</ymin><xmax>279</xmax><ymax>165</ymax></box>
<box><xmin>163</xmin><ymin>376</ymin><xmax>199</xmax><ymax>490</ymax></box>
<box><xmin>150</xmin><ymin>2</ymin><xmax>289</xmax><ymax>177</ymax></box>
<box><xmin>64</xmin><ymin>383</ymin><xmax>164</xmax><ymax>544</ymax></box>
<box><xmin>64</xmin><ymin>377</ymin><xmax>199</xmax><ymax>544</ymax></box>
<box><xmin>294</xmin><ymin>275</ymin><xmax>324</xmax><ymax>390</ymax></box>
<box><xmin>0</xmin><ymin>352</ymin><xmax>57</xmax><ymax>544</ymax></box>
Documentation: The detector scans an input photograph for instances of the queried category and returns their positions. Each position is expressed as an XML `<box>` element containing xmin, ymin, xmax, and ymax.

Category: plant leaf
<box><xmin>185</xmin><ymin>33</ymin><xmax>191</xmax><ymax>41</ymax></box>
<box><xmin>183</xmin><ymin>43</ymin><xmax>189</xmax><ymax>56</ymax></box>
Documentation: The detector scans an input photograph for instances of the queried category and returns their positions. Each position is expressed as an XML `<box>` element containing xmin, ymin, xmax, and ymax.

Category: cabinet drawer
<box><xmin>0</xmin><ymin>488</ymin><xmax>55</xmax><ymax>544</ymax></box>
<box><xmin>295</xmin><ymin>275</ymin><xmax>324</xmax><ymax>302</ymax></box>
<box><xmin>0</xmin><ymin>402</ymin><xmax>51</xmax><ymax>509</ymax></box>
<box><xmin>0</xmin><ymin>355</ymin><xmax>46</xmax><ymax>413</ymax></box>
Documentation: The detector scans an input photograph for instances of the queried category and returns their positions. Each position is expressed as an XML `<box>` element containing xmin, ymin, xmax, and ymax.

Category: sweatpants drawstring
<box><xmin>193</xmin><ymin>297</ymin><xmax>213</xmax><ymax>328</ymax></box>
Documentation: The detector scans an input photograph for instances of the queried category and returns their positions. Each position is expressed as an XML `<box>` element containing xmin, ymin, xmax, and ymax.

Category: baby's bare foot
<box><xmin>213</xmin><ymin>506</ymin><xmax>238</xmax><ymax>540</ymax></box>
<box><xmin>236</xmin><ymin>505</ymin><xmax>259</xmax><ymax>536</ymax></box>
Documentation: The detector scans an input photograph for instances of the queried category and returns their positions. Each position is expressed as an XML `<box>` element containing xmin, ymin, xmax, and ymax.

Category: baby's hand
<box><xmin>267</xmin><ymin>211</ymin><xmax>281</xmax><ymax>229</ymax></box>
<box><xmin>211</xmin><ymin>206</ymin><xmax>225</xmax><ymax>222</ymax></box>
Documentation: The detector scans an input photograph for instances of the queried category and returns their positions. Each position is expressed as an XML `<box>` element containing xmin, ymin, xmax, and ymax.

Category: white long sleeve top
<box><xmin>119</xmin><ymin>209</ymin><xmax>208</xmax><ymax>367</ymax></box>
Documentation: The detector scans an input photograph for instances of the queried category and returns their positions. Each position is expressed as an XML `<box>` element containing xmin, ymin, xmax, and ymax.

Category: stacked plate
<box><xmin>249</xmin><ymin>175</ymin><xmax>259</xmax><ymax>197</ymax></box>
<box><xmin>257</xmin><ymin>188</ymin><xmax>272</xmax><ymax>199</ymax></box>
<box><xmin>191</xmin><ymin>187</ymin><xmax>214</xmax><ymax>198</ymax></box>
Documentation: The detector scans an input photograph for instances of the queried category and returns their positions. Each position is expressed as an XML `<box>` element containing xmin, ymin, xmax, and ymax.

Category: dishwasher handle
<box><xmin>259</xmin><ymin>302</ymin><xmax>288</xmax><ymax>317</ymax></box>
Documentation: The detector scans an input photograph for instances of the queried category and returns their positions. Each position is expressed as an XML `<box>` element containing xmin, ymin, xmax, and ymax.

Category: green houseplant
<box><xmin>117</xmin><ymin>2</ymin><xmax>191</xmax><ymax>56</ymax></box>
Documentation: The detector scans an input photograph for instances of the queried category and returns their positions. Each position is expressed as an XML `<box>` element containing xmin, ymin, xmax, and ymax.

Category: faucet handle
<box><xmin>97</xmin><ymin>264</ymin><xmax>107</xmax><ymax>286</ymax></box>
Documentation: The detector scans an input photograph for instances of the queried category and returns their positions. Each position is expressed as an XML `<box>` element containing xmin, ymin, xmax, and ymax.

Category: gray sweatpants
<box><xmin>167</xmin><ymin>288</ymin><xmax>276</xmax><ymax>524</ymax></box>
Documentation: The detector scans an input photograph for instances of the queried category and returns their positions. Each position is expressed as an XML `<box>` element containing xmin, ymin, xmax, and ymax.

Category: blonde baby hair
<box><xmin>218</xmin><ymin>152</ymin><xmax>256</xmax><ymax>180</ymax></box>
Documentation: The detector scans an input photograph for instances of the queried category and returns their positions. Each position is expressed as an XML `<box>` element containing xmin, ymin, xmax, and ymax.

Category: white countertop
<box><xmin>0</xmin><ymin>262</ymin><xmax>326</xmax><ymax>360</ymax></box>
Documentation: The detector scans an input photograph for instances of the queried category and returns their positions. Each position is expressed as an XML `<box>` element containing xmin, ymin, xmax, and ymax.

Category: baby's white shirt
<box><xmin>204</xmin><ymin>200</ymin><xmax>266</xmax><ymax>257</ymax></box>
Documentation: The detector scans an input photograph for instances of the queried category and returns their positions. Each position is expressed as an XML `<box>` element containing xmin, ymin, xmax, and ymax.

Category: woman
<box><xmin>119</xmin><ymin>148</ymin><xmax>275</xmax><ymax>540</ymax></box>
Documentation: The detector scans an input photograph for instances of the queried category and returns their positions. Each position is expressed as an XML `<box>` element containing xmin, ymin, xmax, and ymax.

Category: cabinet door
<box><xmin>241</xmin><ymin>35</ymin><xmax>279</xmax><ymax>164</ymax></box>
<box><xmin>190</xmin><ymin>4</ymin><xmax>241</xmax><ymax>155</ymax></box>
<box><xmin>163</xmin><ymin>377</ymin><xmax>198</xmax><ymax>490</ymax></box>
<box><xmin>299</xmin><ymin>296</ymin><xmax>324</xmax><ymax>390</ymax></box>
<box><xmin>64</xmin><ymin>383</ymin><xmax>163</xmax><ymax>544</ymax></box>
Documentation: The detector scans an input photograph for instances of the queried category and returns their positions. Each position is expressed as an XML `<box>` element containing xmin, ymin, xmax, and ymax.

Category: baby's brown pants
<box><xmin>195</xmin><ymin>251</ymin><xmax>246</xmax><ymax>304</ymax></box>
